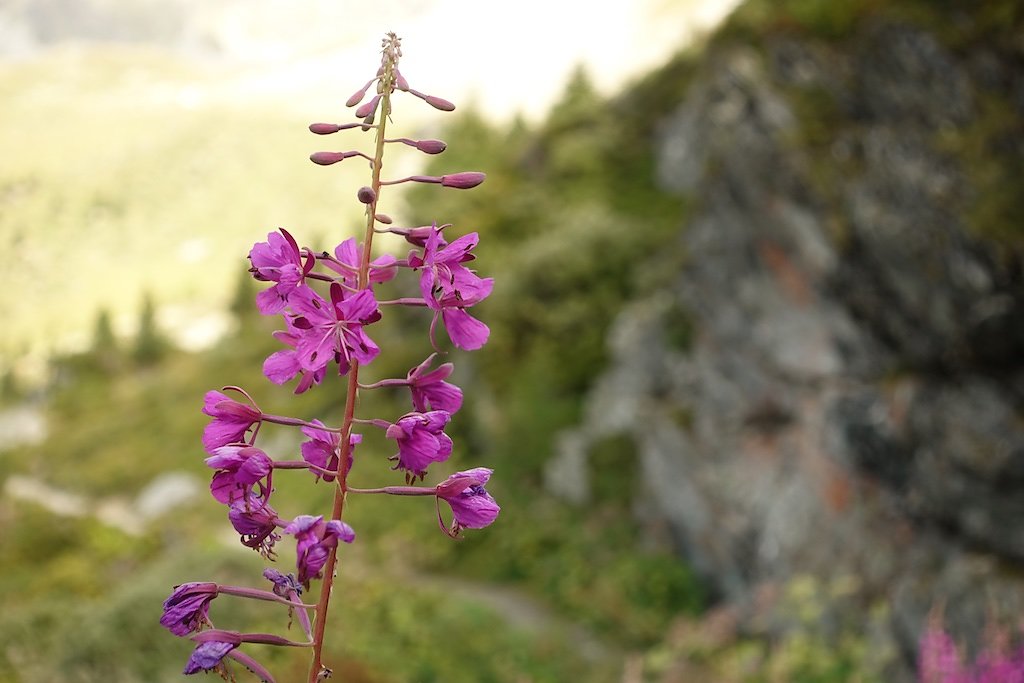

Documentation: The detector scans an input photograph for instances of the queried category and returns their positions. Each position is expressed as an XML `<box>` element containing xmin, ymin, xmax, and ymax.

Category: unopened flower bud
<box><xmin>356</xmin><ymin>95</ymin><xmax>381</xmax><ymax>120</ymax></box>
<box><xmin>375</xmin><ymin>213</ymin><xmax>393</xmax><ymax>224</ymax></box>
<box><xmin>408</xmin><ymin>88</ymin><xmax>456</xmax><ymax>112</ymax></box>
<box><xmin>425</xmin><ymin>95</ymin><xmax>456</xmax><ymax>112</ymax></box>
<box><xmin>310</xmin><ymin>151</ymin><xmax>357</xmax><ymax>166</ymax></box>
<box><xmin>309</xmin><ymin>122</ymin><xmax>342</xmax><ymax>135</ymax></box>
<box><xmin>346</xmin><ymin>79</ymin><xmax>375</xmax><ymax>108</ymax></box>
<box><xmin>394</xmin><ymin>69</ymin><xmax>409</xmax><ymax>91</ymax></box>
<box><xmin>415</xmin><ymin>139</ymin><xmax>447</xmax><ymax>154</ymax></box>
<box><xmin>440</xmin><ymin>172</ymin><xmax>486</xmax><ymax>189</ymax></box>
<box><xmin>357</xmin><ymin>186</ymin><xmax>376</xmax><ymax>204</ymax></box>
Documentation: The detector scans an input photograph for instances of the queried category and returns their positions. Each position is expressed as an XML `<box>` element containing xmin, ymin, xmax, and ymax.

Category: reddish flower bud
<box><xmin>309</xmin><ymin>122</ymin><xmax>342</xmax><ymax>135</ymax></box>
<box><xmin>425</xmin><ymin>95</ymin><xmax>456</xmax><ymax>112</ymax></box>
<box><xmin>357</xmin><ymin>186</ymin><xmax>376</xmax><ymax>204</ymax></box>
<box><xmin>440</xmin><ymin>172</ymin><xmax>486</xmax><ymax>189</ymax></box>
<box><xmin>408</xmin><ymin>88</ymin><xmax>456</xmax><ymax>112</ymax></box>
<box><xmin>394</xmin><ymin>69</ymin><xmax>410</xmax><ymax>91</ymax></box>
<box><xmin>356</xmin><ymin>95</ymin><xmax>381</xmax><ymax>120</ymax></box>
<box><xmin>310</xmin><ymin>151</ymin><xmax>358</xmax><ymax>166</ymax></box>
<box><xmin>375</xmin><ymin>213</ymin><xmax>393</xmax><ymax>224</ymax></box>
<box><xmin>415</xmin><ymin>139</ymin><xmax>447</xmax><ymax>154</ymax></box>
<box><xmin>346</xmin><ymin>79</ymin><xmax>375</xmax><ymax>108</ymax></box>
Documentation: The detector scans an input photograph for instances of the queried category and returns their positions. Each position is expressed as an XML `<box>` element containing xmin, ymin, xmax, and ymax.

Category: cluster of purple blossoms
<box><xmin>161</xmin><ymin>33</ymin><xmax>500</xmax><ymax>682</ymax></box>
<box><xmin>918</xmin><ymin>615</ymin><xmax>1024</xmax><ymax>683</ymax></box>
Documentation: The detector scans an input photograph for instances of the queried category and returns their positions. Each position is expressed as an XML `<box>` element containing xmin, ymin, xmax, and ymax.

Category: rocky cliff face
<box><xmin>553</xmin><ymin>7</ymin><xmax>1024</xmax><ymax>679</ymax></box>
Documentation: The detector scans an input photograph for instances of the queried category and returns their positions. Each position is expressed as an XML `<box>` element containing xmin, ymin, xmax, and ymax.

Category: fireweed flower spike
<box><xmin>163</xmin><ymin>33</ymin><xmax>499</xmax><ymax>682</ymax></box>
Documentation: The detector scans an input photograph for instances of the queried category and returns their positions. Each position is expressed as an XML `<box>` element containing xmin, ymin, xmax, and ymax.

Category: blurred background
<box><xmin>1</xmin><ymin>0</ymin><xmax>1023</xmax><ymax>681</ymax></box>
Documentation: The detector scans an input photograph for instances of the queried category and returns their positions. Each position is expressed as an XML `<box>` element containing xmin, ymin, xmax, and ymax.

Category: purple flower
<box><xmin>201</xmin><ymin>390</ymin><xmax>262</xmax><ymax>452</ymax></box>
<box><xmin>286</xmin><ymin>283</ymin><xmax>381</xmax><ymax>376</ymax></box>
<box><xmin>409</xmin><ymin>226</ymin><xmax>492</xmax><ymax>350</ymax></box>
<box><xmin>385</xmin><ymin>411</ymin><xmax>453</xmax><ymax>480</ymax></box>
<box><xmin>300</xmin><ymin>420</ymin><xmax>361</xmax><ymax>482</ymax></box>
<box><xmin>263</xmin><ymin>323</ymin><xmax>325</xmax><ymax>394</ymax></box>
<box><xmin>205</xmin><ymin>445</ymin><xmax>274</xmax><ymax>505</ymax></box>
<box><xmin>183</xmin><ymin>634</ymin><xmax>241</xmax><ymax>676</ymax></box>
<box><xmin>249</xmin><ymin>228</ymin><xmax>312</xmax><ymax>315</ymax></box>
<box><xmin>263</xmin><ymin>568</ymin><xmax>303</xmax><ymax>598</ymax></box>
<box><xmin>323</xmin><ymin>237</ymin><xmax>397</xmax><ymax>288</ymax></box>
<box><xmin>160</xmin><ymin>582</ymin><xmax>218</xmax><ymax>636</ymax></box>
<box><xmin>228</xmin><ymin>493</ymin><xmax>282</xmax><ymax>557</ymax></box>
<box><xmin>284</xmin><ymin>515</ymin><xmax>356</xmax><ymax>586</ymax></box>
<box><xmin>434</xmin><ymin>467</ymin><xmax>500</xmax><ymax>535</ymax></box>
<box><xmin>407</xmin><ymin>354</ymin><xmax>463</xmax><ymax>414</ymax></box>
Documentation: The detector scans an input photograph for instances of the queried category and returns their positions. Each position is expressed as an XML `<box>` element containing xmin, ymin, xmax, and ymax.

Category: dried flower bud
<box><xmin>375</xmin><ymin>213</ymin><xmax>393</xmax><ymax>224</ymax></box>
<box><xmin>357</xmin><ymin>186</ymin><xmax>376</xmax><ymax>204</ymax></box>
<box><xmin>356</xmin><ymin>95</ymin><xmax>381</xmax><ymax>120</ymax></box>
<box><xmin>345</xmin><ymin>79</ymin><xmax>376</xmax><ymax>108</ymax></box>
<box><xmin>415</xmin><ymin>139</ymin><xmax>447</xmax><ymax>154</ymax></box>
<box><xmin>309</xmin><ymin>122</ymin><xmax>342</xmax><ymax>135</ymax></box>
<box><xmin>440</xmin><ymin>172</ymin><xmax>486</xmax><ymax>189</ymax></box>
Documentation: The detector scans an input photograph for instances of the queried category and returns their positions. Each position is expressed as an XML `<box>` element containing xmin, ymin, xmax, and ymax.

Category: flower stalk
<box><xmin>162</xmin><ymin>32</ymin><xmax>499</xmax><ymax>683</ymax></box>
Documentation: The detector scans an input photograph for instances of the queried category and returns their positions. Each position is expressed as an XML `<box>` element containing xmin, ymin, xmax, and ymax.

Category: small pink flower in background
<box><xmin>434</xmin><ymin>467</ymin><xmax>500</xmax><ymax>536</ymax></box>
<box><xmin>918</xmin><ymin>614</ymin><xmax>1024</xmax><ymax>683</ymax></box>
<box><xmin>202</xmin><ymin>390</ymin><xmax>262</xmax><ymax>452</ymax></box>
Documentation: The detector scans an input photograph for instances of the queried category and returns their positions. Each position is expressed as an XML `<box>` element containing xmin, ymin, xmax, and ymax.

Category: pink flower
<box><xmin>205</xmin><ymin>445</ymin><xmax>274</xmax><ymax>505</ymax></box>
<box><xmin>284</xmin><ymin>515</ymin><xmax>355</xmax><ymax>586</ymax></box>
<box><xmin>228</xmin><ymin>493</ymin><xmax>282</xmax><ymax>557</ymax></box>
<box><xmin>385</xmin><ymin>411</ymin><xmax>453</xmax><ymax>480</ymax></box>
<box><xmin>409</xmin><ymin>226</ymin><xmax>492</xmax><ymax>350</ymax></box>
<box><xmin>407</xmin><ymin>354</ymin><xmax>463</xmax><ymax>414</ymax></box>
<box><xmin>160</xmin><ymin>582</ymin><xmax>218</xmax><ymax>636</ymax></box>
<box><xmin>434</xmin><ymin>467</ymin><xmax>500</xmax><ymax>536</ymax></box>
<box><xmin>300</xmin><ymin>420</ymin><xmax>361</xmax><ymax>482</ymax></box>
<box><xmin>263</xmin><ymin>322</ymin><xmax>325</xmax><ymax>394</ymax></box>
<box><xmin>249</xmin><ymin>229</ymin><xmax>313</xmax><ymax>315</ymax></box>
<box><xmin>201</xmin><ymin>390</ymin><xmax>262</xmax><ymax>452</ymax></box>
<box><xmin>322</xmin><ymin>238</ymin><xmax>397</xmax><ymax>288</ymax></box>
<box><xmin>286</xmin><ymin>283</ymin><xmax>381</xmax><ymax>376</ymax></box>
<box><xmin>183</xmin><ymin>637</ymin><xmax>239</xmax><ymax>676</ymax></box>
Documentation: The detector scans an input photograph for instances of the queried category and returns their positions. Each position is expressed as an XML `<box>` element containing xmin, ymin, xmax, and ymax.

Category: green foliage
<box><xmin>132</xmin><ymin>292</ymin><xmax>170</xmax><ymax>366</ymax></box>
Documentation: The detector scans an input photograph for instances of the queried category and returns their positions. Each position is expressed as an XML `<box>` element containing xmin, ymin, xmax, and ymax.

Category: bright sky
<box><xmin>199</xmin><ymin>0</ymin><xmax>742</xmax><ymax>120</ymax></box>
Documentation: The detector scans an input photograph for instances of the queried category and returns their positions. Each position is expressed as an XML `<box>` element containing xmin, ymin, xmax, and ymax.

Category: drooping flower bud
<box><xmin>394</xmin><ymin>69</ymin><xmax>409</xmax><ymax>91</ymax></box>
<box><xmin>345</xmin><ymin>78</ymin><xmax>376</xmax><ymax>107</ymax></box>
<box><xmin>407</xmin><ymin>88</ymin><xmax>456</xmax><ymax>111</ymax></box>
<box><xmin>355</xmin><ymin>95</ymin><xmax>381</xmax><ymax>120</ymax></box>
<box><xmin>424</xmin><ymin>95</ymin><xmax>456</xmax><ymax>111</ymax></box>
<box><xmin>357</xmin><ymin>186</ymin><xmax>376</xmax><ymax>204</ymax></box>
<box><xmin>415</xmin><ymin>139</ymin><xmax>447</xmax><ymax>154</ymax></box>
<box><xmin>440</xmin><ymin>172</ymin><xmax>486</xmax><ymax>189</ymax></box>
<box><xmin>309</xmin><ymin>122</ymin><xmax>342</xmax><ymax>135</ymax></box>
<box><xmin>375</xmin><ymin>213</ymin><xmax>393</xmax><ymax>224</ymax></box>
